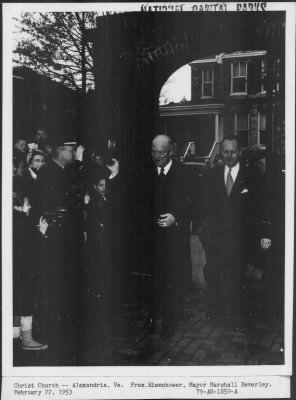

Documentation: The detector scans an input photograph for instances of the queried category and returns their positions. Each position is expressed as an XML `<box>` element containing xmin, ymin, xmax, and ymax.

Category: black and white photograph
<box><xmin>2</xmin><ymin>2</ymin><xmax>295</xmax><ymax>399</ymax></box>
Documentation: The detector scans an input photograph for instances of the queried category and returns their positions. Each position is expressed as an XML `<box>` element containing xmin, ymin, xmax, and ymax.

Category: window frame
<box><xmin>201</xmin><ymin>68</ymin><xmax>214</xmax><ymax>98</ymax></box>
<box><xmin>231</xmin><ymin>61</ymin><xmax>248</xmax><ymax>95</ymax></box>
<box><xmin>260</xmin><ymin>59</ymin><xmax>267</xmax><ymax>94</ymax></box>
<box><xmin>257</xmin><ymin>111</ymin><xmax>267</xmax><ymax>146</ymax></box>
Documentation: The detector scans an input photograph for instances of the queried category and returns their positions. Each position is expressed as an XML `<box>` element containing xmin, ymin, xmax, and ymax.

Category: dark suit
<box><xmin>84</xmin><ymin>193</ymin><xmax>112</xmax><ymax>295</ymax></box>
<box><xmin>247</xmin><ymin>160</ymin><xmax>285</xmax><ymax>322</ymax></box>
<box><xmin>146</xmin><ymin>160</ymin><xmax>188</xmax><ymax>333</ymax></box>
<box><xmin>203</xmin><ymin>164</ymin><xmax>252</xmax><ymax>317</ymax></box>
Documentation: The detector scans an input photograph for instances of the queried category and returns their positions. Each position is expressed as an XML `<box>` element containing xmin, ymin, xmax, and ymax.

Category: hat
<box><xmin>51</xmin><ymin>135</ymin><xmax>77</xmax><ymax>148</ymax></box>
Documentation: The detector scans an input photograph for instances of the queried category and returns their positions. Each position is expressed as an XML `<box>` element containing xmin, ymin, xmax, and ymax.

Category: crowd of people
<box><xmin>12</xmin><ymin>129</ymin><xmax>284</xmax><ymax>363</ymax></box>
<box><xmin>13</xmin><ymin>130</ymin><xmax>120</xmax><ymax>360</ymax></box>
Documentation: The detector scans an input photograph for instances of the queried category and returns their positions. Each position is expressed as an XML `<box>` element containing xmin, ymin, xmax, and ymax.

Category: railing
<box><xmin>180</xmin><ymin>140</ymin><xmax>220</xmax><ymax>167</ymax></box>
<box><xmin>207</xmin><ymin>141</ymin><xmax>220</xmax><ymax>166</ymax></box>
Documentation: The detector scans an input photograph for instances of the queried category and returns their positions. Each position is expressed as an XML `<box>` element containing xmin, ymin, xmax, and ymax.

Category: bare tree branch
<box><xmin>14</xmin><ymin>11</ymin><xmax>97</xmax><ymax>92</ymax></box>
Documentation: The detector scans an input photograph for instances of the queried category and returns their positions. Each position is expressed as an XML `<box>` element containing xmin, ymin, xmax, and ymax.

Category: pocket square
<box><xmin>241</xmin><ymin>188</ymin><xmax>248</xmax><ymax>194</ymax></box>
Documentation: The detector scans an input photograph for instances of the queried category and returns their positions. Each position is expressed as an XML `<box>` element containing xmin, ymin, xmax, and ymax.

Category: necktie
<box><xmin>159</xmin><ymin>167</ymin><xmax>165</xmax><ymax>178</ymax></box>
<box><xmin>226</xmin><ymin>167</ymin><xmax>233</xmax><ymax>196</ymax></box>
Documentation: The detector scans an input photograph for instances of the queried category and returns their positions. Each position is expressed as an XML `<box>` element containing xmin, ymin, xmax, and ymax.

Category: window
<box><xmin>231</xmin><ymin>61</ymin><xmax>247</xmax><ymax>94</ymax></box>
<box><xmin>235</xmin><ymin>112</ymin><xmax>249</xmax><ymax>147</ymax></box>
<box><xmin>202</xmin><ymin>68</ymin><xmax>214</xmax><ymax>97</ymax></box>
<box><xmin>258</xmin><ymin>112</ymin><xmax>267</xmax><ymax>146</ymax></box>
<box><xmin>261</xmin><ymin>59</ymin><xmax>267</xmax><ymax>93</ymax></box>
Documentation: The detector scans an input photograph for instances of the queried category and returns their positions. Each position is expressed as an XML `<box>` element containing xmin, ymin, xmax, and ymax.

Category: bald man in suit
<box><xmin>144</xmin><ymin>135</ymin><xmax>188</xmax><ymax>338</ymax></box>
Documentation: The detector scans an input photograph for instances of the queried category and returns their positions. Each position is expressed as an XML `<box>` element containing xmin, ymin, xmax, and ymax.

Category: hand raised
<box><xmin>106</xmin><ymin>158</ymin><xmax>119</xmax><ymax>178</ymax></box>
<box><xmin>39</xmin><ymin>216</ymin><xmax>49</xmax><ymax>236</ymax></box>
<box><xmin>261</xmin><ymin>238</ymin><xmax>271</xmax><ymax>250</ymax></box>
<box><xmin>157</xmin><ymin>213</ymin><xmax>176</xmax><ymax>228</ymax></box>
<box><xmin>75</xmin><ymin>145</ymin><xmax>85</xmax><ymax>162</ymax></box>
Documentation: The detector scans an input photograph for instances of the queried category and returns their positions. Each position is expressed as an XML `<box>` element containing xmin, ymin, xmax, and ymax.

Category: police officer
<box><xmin>34</xmin><ymin>137</ymin><xmax>85</xmax><ymax>363</ymax></box>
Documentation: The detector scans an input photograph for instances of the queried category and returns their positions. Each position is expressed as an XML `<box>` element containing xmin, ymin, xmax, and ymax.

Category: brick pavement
<box><xmin>14</xmin><ymin>235</ymin><xmax>284</xmax><ymax>366</ymax></box>
<box><xmin>14</xmin><ymin>290</ymin><xmax>284</xmax><ymax>366</ymax></box>
<box><xmin>77</xmin><ymin>291</ymin><xmax>284</xmax><ymax>366</ymax></box>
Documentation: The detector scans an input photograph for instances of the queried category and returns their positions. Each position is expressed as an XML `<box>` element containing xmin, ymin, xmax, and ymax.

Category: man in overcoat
<box><xmin>144</xmin><ymin>135</ymin><xmax>188</xmax><ymax>338</ymax></box>
<box><xmin>202</xmin><ymin>135</ymin><xmax>267</xmax><ymax>327</ymax></box>
<box><xmin>33</xmin><ymin>138</ymin><xmax>85</xmax><ymax>362</ymax></box>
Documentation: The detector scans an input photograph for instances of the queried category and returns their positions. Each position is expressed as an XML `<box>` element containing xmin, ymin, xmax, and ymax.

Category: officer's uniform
<box><xmin>34</xmin><ymin>149</ymin><xmax>84</xmax><ymax>363</ymax></box>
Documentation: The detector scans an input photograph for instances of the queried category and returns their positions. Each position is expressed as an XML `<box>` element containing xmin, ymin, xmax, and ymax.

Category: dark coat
<box><xmin>142</xmin><ymin>160</ymin><xmax>188</xmax><ymax>322</ymax></box>
<box><xmin>32</xmin><ymin>159</ymin><xmax>85</xmax><ymax>355</ymax></box>
<box><xmin>13</xmin><ymin>175</ymin><xmax>44</xmax><ymax>316</ymax></box>
<box><xmin>85</xmin><ymin>194</ymin><xmax>111</xmax><ymax>245</ymax></box>
<box><xmin>151</xmin><ymin>161</ymin><xmax>188</xmax><ymax>230</ymax></box>
<box><xmin>202</xmin><ymin>164</ymin><xmax>253</xmax><ymax>315</ymax></box>
<box><xmin>34</xmin><ymin>159</ymin><xmax>84</xmax><ymax>217</ymax></box>
<box><xmin>13</xmin><ymin>210</ymin><xmax>36</xmax><ymax>316</ymax></box>
<box><xmin>83</xmin><ymin>193</ymin><xmax>113</xmax><ymax>301</ymax></box>
<box><xmin>247</xmin><ymin>161</ymin><xmax>285</xmax><ymax>319</ymax></box>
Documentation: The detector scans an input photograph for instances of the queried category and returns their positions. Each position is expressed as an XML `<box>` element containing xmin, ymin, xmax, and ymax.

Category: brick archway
<box><xmin>88</xmin><ymin>11</ymin><xmax>285</xmax><ymax>276</ymax></box>
<box><xmin>90</xmin><ymin>12</ymin><xmax>284</xmax><ymax>161</ymax></box>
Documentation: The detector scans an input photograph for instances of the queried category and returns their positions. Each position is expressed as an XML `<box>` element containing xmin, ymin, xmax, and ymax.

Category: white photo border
<box><xmin>2</xmin><ymin>0</ymin><xmax>295</xmax><ymax>386</ymax></box>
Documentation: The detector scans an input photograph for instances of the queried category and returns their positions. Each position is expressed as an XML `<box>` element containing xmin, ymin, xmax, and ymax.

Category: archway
<box><xmin>89</xmin><ymin>11</ymin><xmax>284</xmax><ymax>162</ymax></box>
<box><xmin>88</xmin><ymin>11</ymin><xmax>285</xmax><ymax>280</ymax></box>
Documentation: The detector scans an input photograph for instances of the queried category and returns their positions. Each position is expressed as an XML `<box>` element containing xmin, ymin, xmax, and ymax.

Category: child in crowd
<box><xmin>81</xmin><ymin>172</ymin><xmax>113</xmax><ymax>342</ymax></box>
<box><xmin>27</xmin><ymin>150</ymin><xmax>47</xmax><ymax>180</ymax></box>
<box><xmin>13</xmin><ymin>185</ymin><xmax>49</xmax><ymax>351</ymax></box>
<box><xmin>84</xmin><ymin>173</ymin><xmax>112</xmax><ymax>298</ymax></box>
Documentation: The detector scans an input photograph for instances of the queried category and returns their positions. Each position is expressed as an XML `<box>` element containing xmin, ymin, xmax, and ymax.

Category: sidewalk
<box><xmin>79</xmin><ymin>291</ymin><xmax>284</xmax><ymax>366</ymax></box>
<box><xmin>13</xmin><ymin>288</ymin><xmax>284</xmax><ymax>366</ymax></box>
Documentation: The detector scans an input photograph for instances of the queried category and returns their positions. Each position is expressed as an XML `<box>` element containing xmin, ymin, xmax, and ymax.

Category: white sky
<box><xmin>159</xmin><ymin>64</ymin><xmax>191</xmax><ymax>105</ymax></box>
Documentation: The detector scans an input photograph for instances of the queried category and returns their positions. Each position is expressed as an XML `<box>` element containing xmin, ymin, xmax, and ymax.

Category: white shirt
<box><xmin>157</xmin><ymin>159</ymin><xmax>172</xmax><ymax>176</ymax></box>
<box><xmin>224</xmin><ymin>162</ymin><xmax>240</xmax><ymax>185</ymax></box>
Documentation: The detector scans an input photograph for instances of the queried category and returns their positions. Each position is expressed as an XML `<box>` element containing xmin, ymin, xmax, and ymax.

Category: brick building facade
<box><xmin>159</xmin><ymin>50</ymin><xmax>281</xmax><ymax>162</ymax></box>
